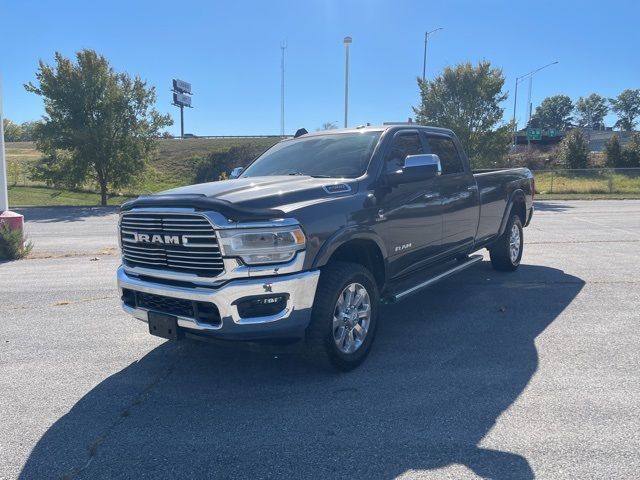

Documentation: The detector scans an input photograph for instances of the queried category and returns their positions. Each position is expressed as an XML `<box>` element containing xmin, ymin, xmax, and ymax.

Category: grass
<box><xmin>5</xmin><ymin>137</ymin><xmax>280</xmax><ymax>195</ymax></box>
<box><xmin>8</xmin><ymin>186</ymin><xmax>135</xmax><ymax>207</ymax></box>
<box><xmin>534</xmin><ymin>171</ymin><xmax>640</xmax><ymax>195</ymax></box>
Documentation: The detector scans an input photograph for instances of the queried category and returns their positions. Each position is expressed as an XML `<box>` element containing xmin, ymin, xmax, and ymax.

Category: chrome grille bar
<box><xmin>120</xmin><ymin>212</ymin><xmax>224</xmax><ymax>278</ymax></box>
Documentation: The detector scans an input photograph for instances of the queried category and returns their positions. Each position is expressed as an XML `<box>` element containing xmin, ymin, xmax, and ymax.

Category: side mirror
<box><xmin>229</xmin><ymin>167</ymin><xmax>244</xmax><ymax>179</ymax></box>
<box><xmin>388</xmin><ymin>154</ymin><xmax>441</xmax><ymax>185</ymax></box>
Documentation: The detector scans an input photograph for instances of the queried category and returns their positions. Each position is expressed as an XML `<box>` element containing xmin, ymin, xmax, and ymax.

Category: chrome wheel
<box><xmin>332</xmin><ymin>282</ymin><xmax>371</xmax><ymax>354</ymax></box>
<box><xmin>509</xmin><ymin>223</ymin><xmax>521</xmax><ymax>263</ymax></box>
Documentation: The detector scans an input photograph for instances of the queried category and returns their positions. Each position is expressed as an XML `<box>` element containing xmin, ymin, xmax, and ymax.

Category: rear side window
<box><xmin>385</xmin><ymin>132</ymin><xmax>424</xmax><ymax>173</ymax></box>
<box><xmin>426</xmin><ymin>136</ymin><xmax>464</xmax><ymax>175</ymax></box>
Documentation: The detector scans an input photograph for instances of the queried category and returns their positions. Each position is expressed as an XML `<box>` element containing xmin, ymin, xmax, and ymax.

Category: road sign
<box><xmin>547</xmin><ymin>128</ymin><xmax>558</xmax><ymax>137</ymax></box>
<box><xmin>527</xmin><ymin>128</ymin><xmax>542</xmax><ymax>141</ymax></box>
<box><xmin>173</xmin><ymin>92</ymin><xmax>192</xmax><ymax>107</ymax></box>
<box><xmin>172</xmin><ymin>79</ymin><xmax>191</xmax><ymax>94</ymax></box>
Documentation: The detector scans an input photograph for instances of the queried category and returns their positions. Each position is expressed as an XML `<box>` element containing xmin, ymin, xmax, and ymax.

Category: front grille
<box><xmin>120</xmin><ymin>212</ymin><xmax>224</xmax><ymax>278</ymax></box>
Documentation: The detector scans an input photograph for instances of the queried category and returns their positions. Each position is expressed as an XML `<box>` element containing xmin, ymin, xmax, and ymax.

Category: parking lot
<box><xmin>1</xmin><ymin>200</ymin><xmax>639</xmax><ymax>479</ymax></box>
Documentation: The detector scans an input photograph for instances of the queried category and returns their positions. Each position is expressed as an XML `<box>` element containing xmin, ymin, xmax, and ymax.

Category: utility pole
<box><xmin>280</xmin><ymin>41</ymin><xmax>287</xmax><ymax>137</ymax></box>
<box><xmin>343</xmin><ymin>36</ymin><xmax>352</xmax><ymax>128</ymax></box>
<box><xmin>422</xmin><ymin>27</ymin><xmax>443</xmax><ymax>82</ymax></box>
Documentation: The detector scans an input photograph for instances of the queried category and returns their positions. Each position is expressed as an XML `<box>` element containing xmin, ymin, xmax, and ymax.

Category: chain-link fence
<box><xmin>8</xmin><ymin>158</ymin><xmax>640</xmax><ymax>195</ymax></box>
<box><xmin>532</xmin><ymin>168</ymin><xmax>640</xmax><ymax>194</ymax></box>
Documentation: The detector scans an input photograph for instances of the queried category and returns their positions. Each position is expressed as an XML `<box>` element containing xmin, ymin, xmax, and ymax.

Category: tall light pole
<box><xmin>422</xmin><ymin>27</ymin><xmax>443</xmax><ymax>82</ymax></box>
<box><xmin>511</xmin><ymin>60</ymin><xmax>559</xmax><ymax>146</ymax></box>
<box><xmin>343</xmin><ymin>36</ymin><xmax>352</xmax><ymax>128</ymax></box>
<box><xmin>280</xmin><ymin>41</ymin><xmax>287</xmax><ymax>137</ymax></box>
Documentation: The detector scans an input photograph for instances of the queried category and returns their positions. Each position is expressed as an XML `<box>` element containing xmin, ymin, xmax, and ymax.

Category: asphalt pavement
<box><xmin>1</xmin><ymin>201</ymin><xmax>639</xmax><ymax>479</ymax></box>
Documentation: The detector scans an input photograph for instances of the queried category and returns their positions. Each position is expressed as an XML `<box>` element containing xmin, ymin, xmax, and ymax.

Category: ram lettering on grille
<box><xmin>119</xmin><ymin>212</ymin><xmax>224</xmax><ymax>278</ymax></box>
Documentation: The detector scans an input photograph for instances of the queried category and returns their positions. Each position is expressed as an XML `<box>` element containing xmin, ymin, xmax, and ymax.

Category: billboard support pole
<box><xmin>180</xmin><ymin>105</ymin><xmax>184</xmax><ymax>139</ymax></box>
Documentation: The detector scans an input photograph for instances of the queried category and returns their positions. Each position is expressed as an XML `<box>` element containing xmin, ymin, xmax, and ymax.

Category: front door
<box><xmin>373</xmin><ymin>130</ymin><xmax>443</xmax><ymax>279</ymax></box>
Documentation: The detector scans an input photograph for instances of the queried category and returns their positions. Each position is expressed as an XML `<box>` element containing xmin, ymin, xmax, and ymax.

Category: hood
<box><xmin>159</xmin><ymin>176</ymin><xmax>357</xmax><ymax>211</ymax></box>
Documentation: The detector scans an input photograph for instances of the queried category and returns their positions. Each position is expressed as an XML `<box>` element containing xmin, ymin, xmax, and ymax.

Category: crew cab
<box><xmin>117</xmin><ymin>125</ymin><xmax>534</xmax><ymax>370</ymax></box>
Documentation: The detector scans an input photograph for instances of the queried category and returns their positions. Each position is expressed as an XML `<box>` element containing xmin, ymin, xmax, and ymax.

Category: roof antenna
<box><xmin>294</xmin><ymin>128</ymin><xmax>308</xmax><ymax>138</ymax></box>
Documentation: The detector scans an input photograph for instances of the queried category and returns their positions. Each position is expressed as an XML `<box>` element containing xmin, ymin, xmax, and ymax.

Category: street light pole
<box><xmin>511</xmin><ymin>60</ymin><xmax>559</xmax><ymax>147</ymax></box>
<box><xmin>343</xmin><ymin>36</ymin><xmax>352</xmax><ymax>128</ymax></box>
<box><xmin>280</xmin><ymin>41</ymin><xmax>287</xmax><ymax>137</ymax></box>
<box><xmin>422</xmin><ymin>27</ymin><xmax>443</xmax><ymax>82</ymax></box>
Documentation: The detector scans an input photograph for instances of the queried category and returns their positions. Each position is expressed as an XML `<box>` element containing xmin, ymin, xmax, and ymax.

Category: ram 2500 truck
<box><xmin>117</xmin><ymin>125</ymin><xmax>534</xmax><ymax>370</ymax></box>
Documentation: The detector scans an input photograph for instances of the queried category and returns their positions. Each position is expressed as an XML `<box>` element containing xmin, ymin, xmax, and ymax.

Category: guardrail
<box><xmin>532</xmin><ymin>168</ymin><xmax>640</xmax><ymax>194</ymax></box>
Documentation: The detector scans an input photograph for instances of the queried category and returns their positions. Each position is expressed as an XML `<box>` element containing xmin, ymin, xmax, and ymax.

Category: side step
<box><xmin>383</xmin><ymin>254</ymin><xmax>483</xmax><ymax>303</ymax></box>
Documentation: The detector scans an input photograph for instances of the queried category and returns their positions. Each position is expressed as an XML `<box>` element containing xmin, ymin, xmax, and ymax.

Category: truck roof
<box><xmin>297</xmin><ymin>124</ymin><xmax>455</xmax><ymax>138</ymax></box>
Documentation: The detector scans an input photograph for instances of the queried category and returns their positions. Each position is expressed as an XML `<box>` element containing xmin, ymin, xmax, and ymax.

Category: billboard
<box><xmin>172</xmin><ymin>79</ymin><xmax>192</xmax><ymax>94</ymax></box>
<box><xmin>173</xmin><ymin>92</ymin><xmax>192</xmax><ymax>107</ymax></box>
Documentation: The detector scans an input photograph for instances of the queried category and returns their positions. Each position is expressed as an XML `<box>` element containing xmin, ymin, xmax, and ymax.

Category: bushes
<box><xmin>556</xmin><ymin>129</ymin><xmax>589</xmax><ymax>169</ymax></box>
<box><xmin>605</xmin><ymin>133</ymin><xmax>640</xmax><ymax>168</ymax></box>
<box><xmin>0</xmin><ymin>223</ymin><xmax>32</xmax><ymax>260</ymax></box>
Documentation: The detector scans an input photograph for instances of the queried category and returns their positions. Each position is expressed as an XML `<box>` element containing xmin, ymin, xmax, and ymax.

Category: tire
<box><xmin>305</xmin><ymin>261</ymin><xmax>379</xmax><ymax>371</ymax></box>
<box><xmin>489</xmin><ymin>213</ymin><xmax>523</xmax><ymax>271</ymax></box>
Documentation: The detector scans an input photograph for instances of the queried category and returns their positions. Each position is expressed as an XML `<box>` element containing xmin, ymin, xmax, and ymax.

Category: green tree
<box><xmin>575</xmin><ymin>93</ymin><xmax>608</xmax><ymax>129</ymax></box>
<box><xmin>24</xmin><ymin>49</ymin><xmax>172</xmax><ymax>205</ymax></box>
<box><xmin>557</xmin><ymin>129</ymin><xmax>589</xmax><ymax>169</ymax></box>
<box><xmin>413</xmin><ymin>61</ymin><xmax>511</xmax><ymax>167</ymax></box>
<box><xmin>622</xmin><ymin>132</ymin><xmax>640</xmax><ymax>168</ymax></box>
<box><xmin>534</xmin><ymin>95</ymin><xmax>573</xmax><ymax>130</ymax></box>
<box><xmin>609</xmin><ymin>89</ymin><xmax>640</xmax><ymax>131</ymax></box>
<box><xmin>19</xmin><ymin>121</ymin><xmax>40</xmax><ymax>141</ymax></box>
<box><xmin>604</xmin><ymin>134</ymin><xmax>623</xmax><ymax>167</ymax></box>
<box><xmin>2</xmin><ymin>118</ymin><xmax>23</xmax><ymax>142</ymax></box>
<box><xmin>318</xmin><ymin>122</ymin><xmax>338</xmax><ymax>131</ymax></box>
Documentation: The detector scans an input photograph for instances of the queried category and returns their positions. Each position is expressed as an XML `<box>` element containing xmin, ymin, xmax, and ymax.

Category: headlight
<box><xmin>218</xmin><ymin>226</ymin><xmax>306</xmax><ymax>265</ymax></box>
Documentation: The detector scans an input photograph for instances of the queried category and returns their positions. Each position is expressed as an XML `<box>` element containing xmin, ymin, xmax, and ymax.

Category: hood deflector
<box><xmin>120</xmin><ymin>194</ymin><xmax>286</xmax><ymax>222</ymax></box>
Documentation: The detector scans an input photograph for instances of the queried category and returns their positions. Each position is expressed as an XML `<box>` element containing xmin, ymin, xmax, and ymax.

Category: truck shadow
<box><xmin>20</xmin><ymin>263</ymin><xmax>584</xmax><ymax>479</ymax></box>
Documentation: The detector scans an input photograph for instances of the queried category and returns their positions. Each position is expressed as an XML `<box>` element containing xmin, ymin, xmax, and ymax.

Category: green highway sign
<box><xmin>527</xmin><ymin>128</ymin><xmax>542</xmax><ymax>141</ymax></box>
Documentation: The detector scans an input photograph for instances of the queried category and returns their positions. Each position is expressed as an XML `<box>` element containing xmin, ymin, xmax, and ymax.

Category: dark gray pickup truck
<box><xmin>117</xmin><ymin>125</ymin><xmax>534</xmax><ymax>370</ymax></box>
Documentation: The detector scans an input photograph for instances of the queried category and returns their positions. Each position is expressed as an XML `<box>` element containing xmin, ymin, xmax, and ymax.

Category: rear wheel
<box><xmin>305</xmin><ymin>262</ymin><xmax>379</xmax><ymax>371</ymax></box>
<box><xmin>489</xmin><ymin>213</ymin><xmax>523</xmax><ymax>271</ymax></box>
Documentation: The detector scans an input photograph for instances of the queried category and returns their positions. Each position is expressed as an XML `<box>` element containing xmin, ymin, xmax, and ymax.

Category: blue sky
<box><xmin>1</xmin><ymin>0</ymin><xmax>638</xmax><ymax>136</ymax></box>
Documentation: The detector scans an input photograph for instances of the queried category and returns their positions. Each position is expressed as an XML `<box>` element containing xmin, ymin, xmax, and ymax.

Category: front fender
<box><xmin>311</xmin><ymin>226</ymin><xmax>388</xmax><ymax>269</ymax></box>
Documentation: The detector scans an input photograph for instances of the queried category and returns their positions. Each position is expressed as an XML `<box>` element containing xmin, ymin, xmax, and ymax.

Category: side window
<box><xmin>426</xmin><ymin>136</ymin><xmax>464</xmax><ymax>175</ymax></box>
<box><xmin>385</xmin><ymin>133</ymin><xmax>424</xmax><ymax>173</ymax></box>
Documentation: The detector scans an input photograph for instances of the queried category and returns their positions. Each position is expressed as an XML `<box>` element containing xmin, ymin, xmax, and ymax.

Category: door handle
<box><xmin>424</xmin><ymin>193</ymin><xmax>439</xmax><ymax>200</ymax></box>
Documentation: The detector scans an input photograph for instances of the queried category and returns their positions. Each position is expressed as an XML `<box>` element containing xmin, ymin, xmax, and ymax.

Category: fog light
<box><xmin>235</xmin><ymin>294</ymin><xmax>288</xmax><ymax>318</ymax></box>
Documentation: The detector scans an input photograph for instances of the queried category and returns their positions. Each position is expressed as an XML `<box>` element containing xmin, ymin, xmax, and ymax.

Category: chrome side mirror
<box><xmin>230</xmin><ymin>167</ymin><xmax>244</xmax><ymax>179</ymax></box>
<box><xmin>388</xmin><ymin>154</ymin><xmax>441</xmax><ymax>185</ymax></box>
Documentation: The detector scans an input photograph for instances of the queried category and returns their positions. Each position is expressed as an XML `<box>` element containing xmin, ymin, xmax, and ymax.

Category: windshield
<box><xmin>240</xmin><ymin>131</ymin><xmax>381</xmax><ymax>178</ymax></box>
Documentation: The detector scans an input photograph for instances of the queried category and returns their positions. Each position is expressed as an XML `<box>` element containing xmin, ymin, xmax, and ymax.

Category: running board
<box><xmin>383</xmin><ymin>254</ymin><xmax>483</xmax><ymax>303</ymax></box>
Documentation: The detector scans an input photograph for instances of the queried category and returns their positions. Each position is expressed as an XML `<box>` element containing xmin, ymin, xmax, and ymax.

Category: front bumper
<box><xmin>117</xmin><ymin>266</ymin><xmax>320</xmax><ymax>340</ymax></box>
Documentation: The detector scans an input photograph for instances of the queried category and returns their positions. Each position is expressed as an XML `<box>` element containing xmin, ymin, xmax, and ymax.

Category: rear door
<box><xmin>424</xmin><ymin>133</ymin><xmax>479</xmax><ymax>255</ymax></box>
<box><xmin>374</xmin><ymin>130</ymin><xmax>443</xmax><ymax>278</ymax></box>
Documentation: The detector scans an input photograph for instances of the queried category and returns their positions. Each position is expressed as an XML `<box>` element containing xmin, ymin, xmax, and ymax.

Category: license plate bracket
<box><xmin>147</xmin><ymin>311</ymin><xmax>181</xmax><ymax>340</ymax></box>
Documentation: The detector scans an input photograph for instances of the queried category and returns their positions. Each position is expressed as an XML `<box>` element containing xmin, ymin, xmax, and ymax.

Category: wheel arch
<box><xmin>312</xmin><ymin>229</ymin><xmax>387</xmax><ymax>289</ymax></box>
<box><xmin>498</xmin><ymin>189</ymin><xmax>527</xmax><ymax>236</ymax></box>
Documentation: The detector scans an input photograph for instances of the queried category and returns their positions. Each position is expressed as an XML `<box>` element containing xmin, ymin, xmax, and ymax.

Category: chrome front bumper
<box><xmin>117</xmin><ymin>266</ymin><xmax>320</xmax><ymax>340</ymax></box>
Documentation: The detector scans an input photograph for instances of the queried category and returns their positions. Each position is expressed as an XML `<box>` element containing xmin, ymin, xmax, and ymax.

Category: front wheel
<box><xmin>305</xmin><ymin>262</ymin><xmax>379</xmax><ymax>371</ymax></box>
<box><xmin>489</xmin><ymin>214</ymin><xmax>523</xmax><ymax>271</ymax></box>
